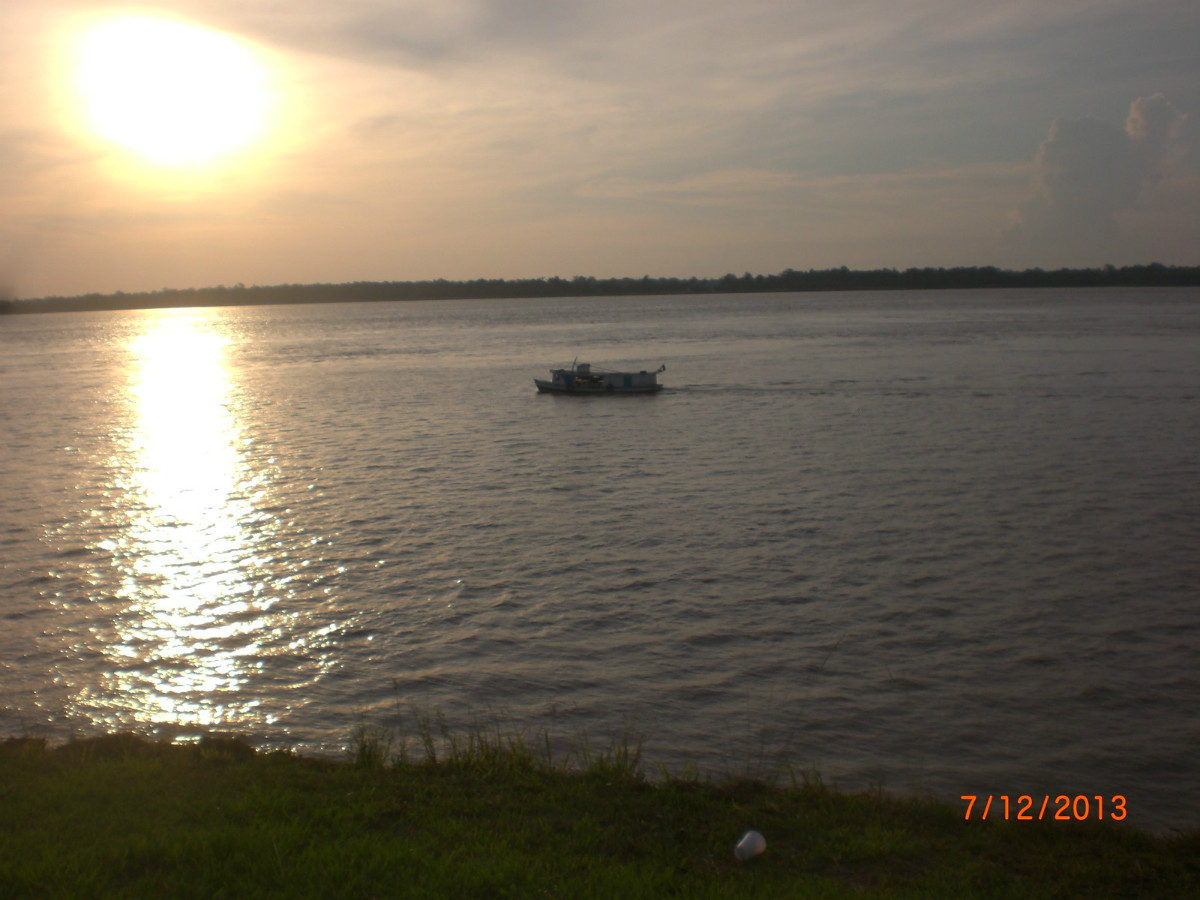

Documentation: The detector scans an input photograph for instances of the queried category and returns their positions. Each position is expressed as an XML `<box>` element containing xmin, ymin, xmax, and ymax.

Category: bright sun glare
<box><xmin>76</xmin><ymin>16</ymin><xmax>268</xmax><ymax>166</ymax></box>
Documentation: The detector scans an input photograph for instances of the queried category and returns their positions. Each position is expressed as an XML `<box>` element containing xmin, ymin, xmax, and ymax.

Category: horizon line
<box><xmin>5</xmin><ymin>262</ymin><xmax>1199</xmax><ymax>314</ymax></box>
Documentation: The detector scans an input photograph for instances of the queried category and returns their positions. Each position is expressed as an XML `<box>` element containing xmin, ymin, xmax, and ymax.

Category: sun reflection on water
<box><xmin>87</xmin><ymin>310</ymin><xmax>282</xmax><ymax>732</ymax></box>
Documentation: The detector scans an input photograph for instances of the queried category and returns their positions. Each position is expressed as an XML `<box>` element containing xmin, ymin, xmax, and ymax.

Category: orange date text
<box><xmin>961</xmin><ymin>794</ymin><xmax>1126</xmax><ymax>822</ymax></box>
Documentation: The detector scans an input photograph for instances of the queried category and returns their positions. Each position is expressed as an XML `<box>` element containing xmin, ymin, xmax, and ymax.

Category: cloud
<box><xmin>1007</xmin><ymin>94</ymin><xmax>1189</xmax><ymax>264</ymax></box>
<box><xmin>577</xmin><ymin>169</ymin><xmax>803</xmax><ymax>204</ymax></box>
<box><xmin>179</xmin><ymin>0</ymin><xmax>601</xmax><ymax>70</ymax></box>
<box><xmin>1126</xmin><ymin>93</ymin><xmax>1188</xmax><ymax>181</ymax></box>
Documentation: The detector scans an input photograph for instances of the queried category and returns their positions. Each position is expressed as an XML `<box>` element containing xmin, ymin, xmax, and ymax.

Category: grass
<box><xmin>1</xmin><ymin>725</ymin><xmax>1196</xmax><ymax>899</ymax></box>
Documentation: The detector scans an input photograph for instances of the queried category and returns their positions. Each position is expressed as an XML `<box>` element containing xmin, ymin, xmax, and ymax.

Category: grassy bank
<box><xmin>1</xmin><ymin>730</ymin><xmax>1195</xmax><ymax>898</ymax></box>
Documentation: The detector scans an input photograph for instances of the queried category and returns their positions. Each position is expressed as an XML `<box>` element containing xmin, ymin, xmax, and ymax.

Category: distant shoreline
<box><xmin>4</xmin><ymin>263</ymin><xmax>1199</xmax><ymax>314</ymax></box>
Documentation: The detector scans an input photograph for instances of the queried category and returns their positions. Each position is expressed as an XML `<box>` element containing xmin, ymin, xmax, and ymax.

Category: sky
<box><xmin>2</xmin><ymin>0</ymin><xmax>1198</xmax><ymax>299</ymax></box>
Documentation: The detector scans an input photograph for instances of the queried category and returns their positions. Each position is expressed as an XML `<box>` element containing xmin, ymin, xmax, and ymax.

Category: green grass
<box><xmin>1</xmin><ymin>729</ymin><xmax>1196</xmax><ymax>898</ymax></box>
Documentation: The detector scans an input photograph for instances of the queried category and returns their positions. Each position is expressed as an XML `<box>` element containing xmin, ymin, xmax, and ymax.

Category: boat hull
<box><xmin>535</xmin><ymin>379</ymin><xmax>662</xmax><ymax>394</ymax></box>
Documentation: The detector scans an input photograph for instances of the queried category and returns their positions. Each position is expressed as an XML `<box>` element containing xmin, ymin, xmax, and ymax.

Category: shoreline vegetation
<box><xmin>2</xmin><ymin>725</ymin><xmax>1196</xmax><ymax>898</ymax></box>
<box><xmin>3</xmin><ymin>263</ymin><xmax>1199</xmax><ymax>315</ymax></box>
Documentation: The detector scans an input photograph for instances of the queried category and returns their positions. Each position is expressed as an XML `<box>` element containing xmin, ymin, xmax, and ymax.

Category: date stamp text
<box><xmin>961</xmin><ymin>794</ymin><xmax>1126</xmax><ymax>822</ymax></box>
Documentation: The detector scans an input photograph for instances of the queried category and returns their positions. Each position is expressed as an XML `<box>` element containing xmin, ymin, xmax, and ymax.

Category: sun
<box><xmin>76</xmin><ymin>15</ymin><xmax>268</xmax><ymax>166</ymax></box>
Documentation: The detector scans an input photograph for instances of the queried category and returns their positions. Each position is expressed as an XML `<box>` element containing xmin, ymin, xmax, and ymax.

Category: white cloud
<box><xmin>1126</xmin><ymin>93</ymin><xmax>1188</xmax><ymax>182</ymax></box>
<box><xmin>1007</xmin><ymin>94</ymin><xmax>1191</xmax><ymax>265</ymax></box>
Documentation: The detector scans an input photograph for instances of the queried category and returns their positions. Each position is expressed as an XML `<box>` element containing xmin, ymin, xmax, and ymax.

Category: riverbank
<box><xmin>4</xmin><ymin>264</ymin><xmax>1197</xmax><ymax>313</ymax></box>
<box><xmin>1</xmin><ymin>732</ymin><xmax>1195</xmax><ymax>898</ymax></box>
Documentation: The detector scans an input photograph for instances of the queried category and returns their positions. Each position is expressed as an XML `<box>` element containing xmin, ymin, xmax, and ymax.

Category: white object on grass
<box><xmin>734</xmin><ymin>829</ymin><xmax>766</xmax><ymax>860</ymax></box>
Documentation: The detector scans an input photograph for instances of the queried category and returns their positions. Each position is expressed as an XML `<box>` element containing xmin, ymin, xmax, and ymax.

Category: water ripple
<box><xmin>2</xmin><ymin>291</ymin><xmax>1198</xmax><ymax>831</ymax></box>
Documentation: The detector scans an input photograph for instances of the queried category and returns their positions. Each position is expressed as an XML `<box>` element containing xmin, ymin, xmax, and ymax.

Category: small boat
<box><xmin>535</xmin><ymin>361</ymin><xmax>666</xmax><ymax>394</ymax></box>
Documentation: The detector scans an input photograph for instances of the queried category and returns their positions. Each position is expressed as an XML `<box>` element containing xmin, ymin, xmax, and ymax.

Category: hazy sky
<box><xmin>3</xmin><ymin>0</ymin><xmax>1197</xmax><ymax>299</ymax></box>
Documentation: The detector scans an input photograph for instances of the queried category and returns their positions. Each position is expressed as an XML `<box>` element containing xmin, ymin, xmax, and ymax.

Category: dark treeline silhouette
<box><xmin>3</xmin><ymin>263</ymin><xmax>1198</xmax><ymax>314</ymax></box>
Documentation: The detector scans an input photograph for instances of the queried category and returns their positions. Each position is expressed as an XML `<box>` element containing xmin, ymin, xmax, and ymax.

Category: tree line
<box><xmin>3</xmin><ymin>263</ymin><xmax>1198</xmax><ymax>314</ymax></box>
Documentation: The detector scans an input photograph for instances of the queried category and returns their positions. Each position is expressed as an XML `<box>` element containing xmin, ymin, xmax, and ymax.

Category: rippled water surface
<box><xmin>2</xmin><ymin>289</ymin><xmax>1198</xmax><ymax>831</ymax></box>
